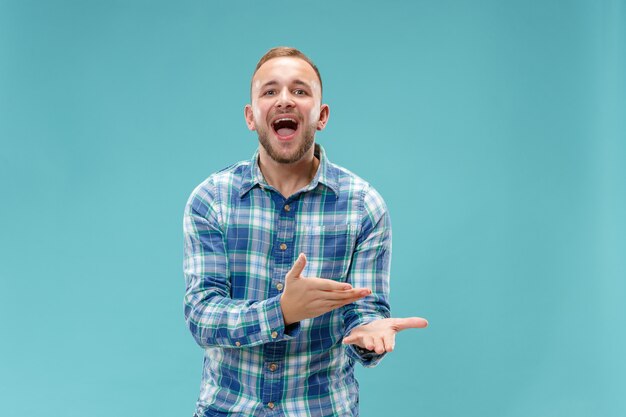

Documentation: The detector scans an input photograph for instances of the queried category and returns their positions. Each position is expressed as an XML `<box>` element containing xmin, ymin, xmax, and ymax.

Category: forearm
<box><xmin>183</xmin><ymin>286</ymin><xmax>299</xmax><ymax>348</ymax></box>
<box><xmin>342</xmin><ymin>268</ymin><xmax>390</xmax><ymax>366</ymax></box>
<box><xmin>343</xmin><ymin>213</ymin><xmax>391</xmax><ymax>336</ymax></box>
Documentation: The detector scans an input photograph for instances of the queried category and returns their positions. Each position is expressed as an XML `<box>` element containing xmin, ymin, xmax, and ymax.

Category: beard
<box><xmin>257</xmin><ymin>123</ymin><xmax>316</xmax><ymax>164</ymax></box>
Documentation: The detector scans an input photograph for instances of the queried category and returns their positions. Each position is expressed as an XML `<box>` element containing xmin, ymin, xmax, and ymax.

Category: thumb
<box><xmin>286</xmin><ymin>253</ymin><xmax>307</xmax><ymax>280</ymax></box>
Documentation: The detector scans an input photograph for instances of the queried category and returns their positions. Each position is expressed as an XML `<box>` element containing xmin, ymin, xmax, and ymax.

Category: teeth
<box><xmin>274</xmin><ymin>118</ymin><xmax>297</xmax><ymax>124</ymax></box>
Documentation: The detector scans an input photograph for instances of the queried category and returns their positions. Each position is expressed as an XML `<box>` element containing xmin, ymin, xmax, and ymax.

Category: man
<box><xmin>183</xmin><ymin>47</ymin><xmax>428</xmax><ymax>417</ymax></box>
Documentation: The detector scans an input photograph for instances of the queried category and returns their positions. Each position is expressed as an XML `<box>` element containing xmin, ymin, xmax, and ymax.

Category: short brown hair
<box><xmin>252</xmin><ymin>46</ymin><xmax>323</xmax><ymax>94</ymax></box>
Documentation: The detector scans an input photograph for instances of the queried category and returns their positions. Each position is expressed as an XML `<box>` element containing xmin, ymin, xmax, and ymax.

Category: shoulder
<box><xmin>329</xmin><ymin>161</ymin><xmax>388</xmax><ymax>214</ymax></box>
<box><xmin>185</xmin><ymin>160</ymin><xmax>251</xmax><ymax>215</ymax></box>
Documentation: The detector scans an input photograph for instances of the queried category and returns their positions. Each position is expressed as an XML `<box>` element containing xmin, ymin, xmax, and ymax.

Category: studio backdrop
<box><xmin>1</xmin><ymin>1</ymin><xmax>624</xmax><ymax>416</ymax></box>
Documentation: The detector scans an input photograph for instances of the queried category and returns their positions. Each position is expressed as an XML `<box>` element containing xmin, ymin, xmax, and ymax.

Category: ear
<box><xmin>244</xmin><ymin>104</ymin><xmax>256</xmax><ymax>131</ymax></box>
<box><xmin>316</xmin><ymin>104</ymin><xmax>330</xmax><ymax>131</ymax></box>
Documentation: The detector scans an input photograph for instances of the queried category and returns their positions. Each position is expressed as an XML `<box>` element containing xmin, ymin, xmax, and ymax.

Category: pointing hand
<box><xmin>280</xmin><ymin>253</ymin><xmax>372</xmax><ymax>325</ymax></box>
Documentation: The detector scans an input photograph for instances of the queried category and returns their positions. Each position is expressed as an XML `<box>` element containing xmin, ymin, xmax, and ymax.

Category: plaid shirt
<box><xmin>183</xmin><ymin>144</ymin><xmax>391</xmax><ymax>417</ymax></box>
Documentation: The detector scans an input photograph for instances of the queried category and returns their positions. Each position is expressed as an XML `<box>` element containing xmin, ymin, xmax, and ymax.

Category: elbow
<box><xmin>184</xmin><ymin>300</ymin><xmax>214</xmax><ymax>348</ymax></box>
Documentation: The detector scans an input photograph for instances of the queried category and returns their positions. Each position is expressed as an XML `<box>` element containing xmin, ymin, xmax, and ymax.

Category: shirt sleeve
<box><xmin>183</xmin><ymin>182</ymin><xmax>300</xmax><ymax>349</ymax></box>
<box><xmin>343</xmin><ymin>184</ymin><xmax>392</xmax><ymax>367</ymax></box>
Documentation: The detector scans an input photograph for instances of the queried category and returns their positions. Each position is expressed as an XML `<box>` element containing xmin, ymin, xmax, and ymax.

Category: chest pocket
<box><xmin>297</xmin><ymin>223</ymin><xmax>358</xmax><ymax>281</ymax></box>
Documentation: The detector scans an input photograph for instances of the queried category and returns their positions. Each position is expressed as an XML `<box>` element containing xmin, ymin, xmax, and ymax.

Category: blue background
<box><xmin>1</xmin><ymin>1</ymin><xmax>625</xmax><ymax>416</ymax></box>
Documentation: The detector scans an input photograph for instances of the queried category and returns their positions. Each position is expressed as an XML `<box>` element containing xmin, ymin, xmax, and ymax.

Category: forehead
<box><xmin>252</xmin><ymin>57</ymin><xmax>320</xmax><ymax>90</ymax></box>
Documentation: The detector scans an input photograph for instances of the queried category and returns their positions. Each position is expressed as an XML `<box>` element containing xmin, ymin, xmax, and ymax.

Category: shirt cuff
<box><xmin>345</xmin><ymin>343</ymin><xmax>386</xmax><ymax>367</ymax></box>
<box><xmin>263</xmin><ymin>294</ymin><xmax>301</xmax><ymax>341</ymax></box>
<box><xmin>343</xmin><ymin>315</ymin><xmax>387</xmax><ymax>367</ymax></box>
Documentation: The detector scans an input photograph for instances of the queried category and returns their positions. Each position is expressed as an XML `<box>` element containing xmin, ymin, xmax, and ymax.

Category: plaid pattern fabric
<box><xmin>183</xmin><ymin>144</ymin><xmax>391</xmax><ymax>417</ymax></box>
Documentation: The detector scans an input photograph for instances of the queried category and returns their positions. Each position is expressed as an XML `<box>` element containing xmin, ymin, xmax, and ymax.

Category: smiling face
<box><xmin>245</xmin><ymin>57</ymin><xmax>329</xmax><ymax>164</ymax></box>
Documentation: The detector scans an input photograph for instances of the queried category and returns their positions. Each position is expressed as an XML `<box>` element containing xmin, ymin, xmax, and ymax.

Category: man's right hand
<box><xmin>280</xmin><ymin>253</ymin><xmax>371</xmax><ymax>325</ymax></box>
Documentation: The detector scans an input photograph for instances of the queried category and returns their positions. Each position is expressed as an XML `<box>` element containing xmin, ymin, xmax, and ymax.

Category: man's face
<box><xmin>245</xmin><ymin>57</ymin><xmax>329</xmax><ymax>164</ymax></box>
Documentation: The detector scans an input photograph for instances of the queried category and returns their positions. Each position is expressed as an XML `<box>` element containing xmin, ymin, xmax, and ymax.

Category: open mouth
<box><xmin>272</xmin><ymin>117</ymin><xmax>299</xmax><ymax>139</ymax></box>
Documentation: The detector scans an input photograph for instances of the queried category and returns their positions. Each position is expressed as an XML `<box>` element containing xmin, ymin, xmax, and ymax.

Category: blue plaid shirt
<box><xmin>183</xmin><ymin>144</ymin><xmax>391</xmax><ymax>416</ymax></box>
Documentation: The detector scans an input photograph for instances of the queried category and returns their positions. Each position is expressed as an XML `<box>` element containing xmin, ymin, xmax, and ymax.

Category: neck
<box><xmin>258</xmin><ymin>146</ymin><xmax>320</xmax><ymax>198</ymax></box>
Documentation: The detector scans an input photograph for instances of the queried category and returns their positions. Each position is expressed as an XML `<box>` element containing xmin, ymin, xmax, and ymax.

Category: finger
<box><xmin>308</xmin><ymin>277</ymin><xmax>353</xmax><ymax>291</ymax></box>
<box><xmin>394</xmin><ymin>317</ymin><xmax>429</xmax><ymax>331</ymax></box>
<box><xmin>286</xmin><ymin>253</ymin><xmax>307</xmax><ymax>280</ymax></box>
<box><xmin>329</xmin><ymin>298</ymin><xmax>361</xmax><ymax>311</ymax></box>
<box><xmin>323</xmin><ymin>288</ymin><xmax>370</xmax><ymax>301</ymax></box>
<box><xmin>383</xmin><ymin>332</ymin><xmax>396</xmax><ymax>352</ymax></box>
<box><xmin>328</xmin><ymin>292</ymin><xmax>373</xmax><ymax>311</ymax></box>
<box><xmin>373</xmin><ymin>336</ymin><xmax>385</xmax><ymax>354</ymax></box>
<box><xmin>364</xmin><ymin>336</ymin><xmax>375</xmax><ymax>351</ymax></box>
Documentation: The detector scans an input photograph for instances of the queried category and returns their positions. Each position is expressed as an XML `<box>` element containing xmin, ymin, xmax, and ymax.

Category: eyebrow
<box><xmin>259</xmin><ymin>79</ymin><xmax>312</xmax><ymax>89</ymax></box>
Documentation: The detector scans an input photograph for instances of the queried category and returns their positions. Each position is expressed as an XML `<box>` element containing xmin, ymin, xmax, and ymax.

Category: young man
<box><xmin>183</xmin><ymin>47</ymin><xmax>427</xmax><ymax>417</ymax></box>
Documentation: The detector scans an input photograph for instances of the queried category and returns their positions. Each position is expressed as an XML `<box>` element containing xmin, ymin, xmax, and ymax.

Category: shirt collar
<box><xmin>239</xmin><ymin>143</ymin><xmax>339</xmax><ymax>198</ymax></box>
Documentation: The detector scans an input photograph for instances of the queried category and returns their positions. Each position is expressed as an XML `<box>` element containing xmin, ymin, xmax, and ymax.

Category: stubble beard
<box><xmin>258</xmin><ymin>124</ymin><xmax>316</xmax><ymax>164</ymax></box>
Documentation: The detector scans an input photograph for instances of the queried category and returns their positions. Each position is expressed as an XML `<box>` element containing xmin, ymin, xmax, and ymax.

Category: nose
<box><xmin>275</xmin><ymin>87</ymin><xmax>294</xmax><ymax>109</ymax></box>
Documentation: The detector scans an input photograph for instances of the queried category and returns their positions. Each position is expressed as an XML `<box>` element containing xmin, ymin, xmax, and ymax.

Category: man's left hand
<box><xmin>342</xmin><ymin>317</ymin><xmax>428</xmax><ymax>354</ymax></box>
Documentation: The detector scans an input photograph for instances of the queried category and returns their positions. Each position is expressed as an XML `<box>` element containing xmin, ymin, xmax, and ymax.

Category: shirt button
<box><xmin>284</xmin><ymin>204</ymin><xmax>291</xmax><ymax>212</ymax></box>
<box><xmin>235</xmin><ymin>341</ymin><xmax>241</xmax><ymax>347</ymax></box>
<box><xmin>267</xmin><ymin>402</ymin><xmax>275</xmax><ymax>409</ymax></box>
<box><xmin>271</xmin><ymin>331</ymin><xmax>278</xmax><ymax>339</ymax></box>
<box><xmin>276</xmin><ymin>282</ymin><xmax>284</xmax><ymax>291</ymax></box>
<box><xmin>268</xmin><ymin>363</ymin><xmax>278</xmax><ymax>372</ymax></box>
<box><xmin>279</xmin><ymin>243</ymin><xmax>287</xmax><ymax>251</ymax></box>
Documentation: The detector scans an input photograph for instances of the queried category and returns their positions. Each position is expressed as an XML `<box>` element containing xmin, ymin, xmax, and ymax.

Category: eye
<box><xmin>263</xmin><ymin>90</ymin><xmax>276</xmax><ymax>96</ymax></box>
<box><xmin>294</xmin><ymin>89</ymin><xmax>307</xmax><ymax>96</ymax></box>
